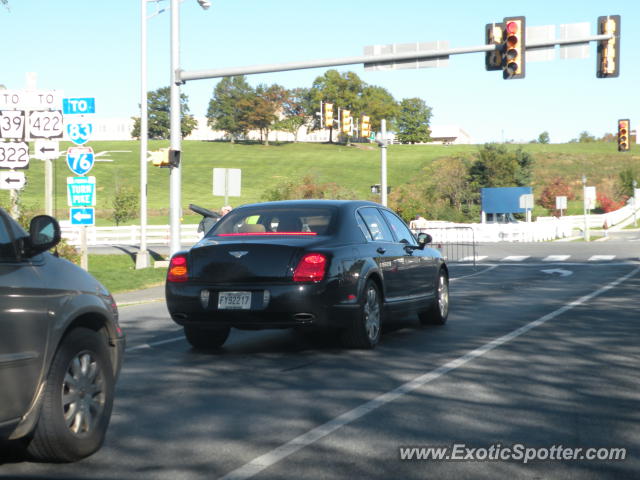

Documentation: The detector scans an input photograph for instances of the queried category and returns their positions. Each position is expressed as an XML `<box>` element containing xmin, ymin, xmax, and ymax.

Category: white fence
<box><xmin>60</xmin><ymin>198</ymin><xmax>640</xmax><ymax>247</ymax></box>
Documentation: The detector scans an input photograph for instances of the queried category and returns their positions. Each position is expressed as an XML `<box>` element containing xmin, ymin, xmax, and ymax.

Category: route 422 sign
<box><xmin>66</xmin><ymin>146</ymin><xmax>95</xmax><ymax>175</ymax></box>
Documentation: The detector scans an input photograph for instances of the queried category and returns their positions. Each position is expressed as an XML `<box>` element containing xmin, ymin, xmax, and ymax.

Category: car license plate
<box><xmin>218</xmin><ymin>291</ymin><xmax>251</xmax><ymax>310</ymax></box>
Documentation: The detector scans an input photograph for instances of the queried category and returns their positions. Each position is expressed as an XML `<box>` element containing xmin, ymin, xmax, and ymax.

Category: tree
<box><xmin>275</xmin><ymin>88</ymin><xmax>312</xmax><ymax>142</ymax></box>
<box><xmin>396</xmin><ymin>98</ymin><xmax>432</xmax><ymax>144</ymax></box>
<box><xmin>206</xmin><ymin>76</ymin><xmax>254</xmax><ymax>142</ymax></box>
<box><xmin>244</xmin><ymin>84</ymin><xmax>287</xmax><ymax>145</ymax></box>
<box><xmin>358</xmin><ymin>86</ymin><xmax>398</xmax><ymax>133</ymax></box>
<box><xmin>310</xmin><ymin>70</ymin><xmax>365</xmax><ymax>142</ymax></box>
<box><xmin>131</xmin><ymin>87</ymin><xmax>197</xmax><ymax>140</ymax></box>
<box><xmin>111</xmin><ymin>186</ymin><xmax>139</xmax><ymax>226</ymax></box>
<box><xmin>538</xmin><ymin>177</ymin><xmax>575</xmax><ymax>214</ymax></box>
<box><xmin>617</xmin><ymin>168</ymin><xmax>639</xmax><ymax>199</ymax></box>
<box><xmin>468</xmin><ymin>144</ymin><xmax>534</xmax><ymax>188</ymax></box>
<box><xmin>578</xmin><ymin>131</ymin><xmax>596</xmax><ymax>143</ymax></box>
<box><xmin>537</xmin><ymin>131</ymin><xmax>550</xmax><ymax>144</ymax></box>
<box><xmin>262</xmin><ymin>174</ymin><xmax>356</xmax><ymax>201</ymax></box>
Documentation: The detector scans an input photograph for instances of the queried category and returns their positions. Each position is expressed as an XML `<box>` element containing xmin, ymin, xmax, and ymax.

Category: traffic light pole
<box><xmin>169</xmin><ymin>0</ymin><xmax>182</xmax><ymax>255</ymax></box>
<box><xmin>179</xmin><ymin>33</ymin><xmax>613</xmax><ymax>82</ymax></box>
<box><xmin>380</xmin><ymin>119</ymin><xmax>388</xmax><ymax>207</ymax></box>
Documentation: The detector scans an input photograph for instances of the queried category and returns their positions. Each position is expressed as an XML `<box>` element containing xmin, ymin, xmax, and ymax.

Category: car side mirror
<box><xmin>27</xmin><ymin>215</ymin><xmax>61</xmax><ymax>256</ymax></box>
<box><xmin>417</xmin><ymin>232</ymin><xmax>432</xmax><ymax>249</ymax></box>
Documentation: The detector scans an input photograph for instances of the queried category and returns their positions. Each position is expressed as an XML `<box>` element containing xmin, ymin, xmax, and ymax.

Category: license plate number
<box><xmin>218</xmin><ymin>291</ymin><xmax>251</xmax><ymax>310</ymax></box>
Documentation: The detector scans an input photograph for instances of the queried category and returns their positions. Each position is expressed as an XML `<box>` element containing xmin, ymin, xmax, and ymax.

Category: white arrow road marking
<box><xmin>541</xmin><ymin>268</ymin><xmax>573</xmax><ymax>277</ymax></box>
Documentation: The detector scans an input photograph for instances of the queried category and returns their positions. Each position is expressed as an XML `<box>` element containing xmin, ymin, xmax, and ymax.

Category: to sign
<box><xmin>0</xmin><ymin>90</ymin><xmax>63</xmax><ymax>110</ymax></box>
<box><xmin>28</xmin><ymin>110</ymin><xmax>63</xmax><ymax>139</ymax></box>
<box><xmin>70</xmin><ymin>207</ymin><xmax>95</xmax><ymax>226</ymax></box>
<box><xmin>0</xmin><ymin>171</ymin><xmax>26</xmax><ymax>190</ymax></box>
<box><xmin>34</xmin><ymin>139</ymin><xmax>60</xmax><ymax>160</ymax></box>
<box><xmin>63</xmin><ymin>98</ymin><xmax>95</xmax><ymax>115</ymax></box>
<box><xmin>0</xmin><ymin>142</ymin><xmax>29</xmax><ymax>169</ymax></box>
<box><xmin>66</xmin><ymin>147</ymin><xmax>95</xmax><ymax>175</ymax></box>
<box><xmin>66</xmin><ymin>121</ymin><xmax>93</xmax><ymax>145</ymax></box>
<box><xmin>0</xmin><ymin>110</ymin><xmax>26</xmax><ymax>139</ymax></box>
<box><xmin>67</xmin><ymin>176</ymin><xmax>96</xmax><ymax>206</ymax></box>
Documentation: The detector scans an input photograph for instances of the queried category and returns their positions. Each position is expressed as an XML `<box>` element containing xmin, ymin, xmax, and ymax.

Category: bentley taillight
<box><xmin>168</xmin><ymin>254</ymin><xmax>188</xmax><ymax>282</ymax></box>
<box><xmin>293</xmin><ymin>253</ymin><xmax>327</xmax><ymax>283</ymax></box>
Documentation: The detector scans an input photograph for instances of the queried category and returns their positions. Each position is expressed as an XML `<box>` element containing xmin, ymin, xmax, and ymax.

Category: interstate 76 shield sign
<box><xmin>66</xmin><ymin>146</ymin><xmax>95</xmax><ymax>175</ymax></box>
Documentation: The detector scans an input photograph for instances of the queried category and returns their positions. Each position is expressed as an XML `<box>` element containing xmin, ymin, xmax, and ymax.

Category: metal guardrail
<box><xmin>413</xmin><ymin>226</ymin><xmax>477</xmax><ymax>267</ymax></box>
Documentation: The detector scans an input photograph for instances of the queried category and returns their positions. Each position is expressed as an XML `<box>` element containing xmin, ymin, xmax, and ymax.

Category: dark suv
<box><xmin>0</xmin><ymin>208</ymin><xmax>124</xmax><ymax>462</ymax></box>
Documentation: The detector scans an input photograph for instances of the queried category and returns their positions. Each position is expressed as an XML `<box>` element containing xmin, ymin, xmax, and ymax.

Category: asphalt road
<box><xmin>1</xmin><ymin>243</ymin><xmax>639</xmax><ymax>479</ymax></box>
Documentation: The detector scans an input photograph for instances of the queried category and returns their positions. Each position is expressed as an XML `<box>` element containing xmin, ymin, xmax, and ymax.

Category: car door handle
<box><xmin>376</xmin><ymin>247</ymin><xmax>386</xmax><ymax>254</ymax></box>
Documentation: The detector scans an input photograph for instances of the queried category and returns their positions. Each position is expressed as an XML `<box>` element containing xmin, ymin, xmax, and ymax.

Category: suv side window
<box><xmin>358</xmin><ymin>207</ymin><xmax>394</xmax><ymax>242</ymax></box>
<box><xmin>381</xmin><ymin>210</ymin><xmax>417</xmax><ymax>245</ymax></box>
<box><xmin>0</xmin><ymin>210</ymin><xmax>17</xmax><ymax>261</ymax></box>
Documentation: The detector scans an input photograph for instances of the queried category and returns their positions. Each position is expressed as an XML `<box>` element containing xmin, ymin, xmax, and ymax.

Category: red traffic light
<box><xmin>506</xmin><ymin>21</ymin><xmax>519</xmax><ymax>34</ymax></box>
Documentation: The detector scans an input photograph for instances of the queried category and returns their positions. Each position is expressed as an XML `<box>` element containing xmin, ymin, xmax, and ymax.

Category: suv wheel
<box><xmin>27</xmin><ymin>328</ymin><xmax>115</xmax><ymax>462</ymax></box>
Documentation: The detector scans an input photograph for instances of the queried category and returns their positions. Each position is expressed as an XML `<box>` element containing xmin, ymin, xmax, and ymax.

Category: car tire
<box><xmin>27</xmin><ymin>327</ymin><xmax>115</xmax><ymax>462</ymax></box>
<box><xmin>341</xmin><ymin>280</ymin><xmax>382</xmax><ymax>349</ymax></box>
<box><xmin>419</xmin><ymin>268</ymin><xmax>449</xmax><ymax>326</ymax></box>
<box><xmin>184</xmin><ymin>325</ymin><xmax>230</xmax><ymax>349</ymax></box>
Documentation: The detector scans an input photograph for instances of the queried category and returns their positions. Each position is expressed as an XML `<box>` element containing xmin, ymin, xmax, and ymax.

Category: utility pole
<box><xmin>380</xmin><ymin>119</ymin><xmax>388</xmax><ymax>207</ymax></box>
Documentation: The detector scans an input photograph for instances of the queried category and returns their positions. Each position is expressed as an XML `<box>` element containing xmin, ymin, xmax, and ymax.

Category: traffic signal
<box><xmin>323</xmin><ymin>102</ymin><xmax>334</xmax><ymax>128</ymax></box>
<box><xmin>149</xmin><ymin>148</ymin><xmax>170</xmax><ymax>167</ymax></box>
<box><xmin>485</xmin><ymin>22</ymin><xmax>504</xmax><ymax>71</ymax></box>
<box><xmin>341</xmin><ymin>110</ymin><xmax>352</xmax><ymax>135</ymax></box>
<box><xmin>618</xmin><ymin>119</ymin><xmax>630</xmax><ymax>152</ymax></box>
<box><xmin>502</xmin><ymin>16</ymin><xmax>525</xmax><ymax>79</ymax></box>
<box><xmin>596</xmin><ymin>15</ymin><xmax>621</xmax><ymax>78</ymax></box>
<box><xmin>361</xmin><ymin>115</ymin><xmax>371</xmax><ymax>138</ymax></box>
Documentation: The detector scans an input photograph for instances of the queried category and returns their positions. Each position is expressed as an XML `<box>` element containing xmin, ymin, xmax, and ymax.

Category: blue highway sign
<box><xmin>63</xmin><ymin>98</ymin><xmax>95</xmax><ymax>115</ymax></box>
<box><xmin>70</xmin><ymin>207</ymin><xmax>95</xmax><ymax>226</ymax></box>
<box><xmin>66</xmin><ymin>147</ymin><xmax>95</xmax><ymax>175</ymax></box>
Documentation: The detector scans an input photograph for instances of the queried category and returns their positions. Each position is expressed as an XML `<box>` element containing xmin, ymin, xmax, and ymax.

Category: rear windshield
<box><xmin>207</xmin><ymin>207</ymin><xmax>336</xmax><ymax>237</ymax></box>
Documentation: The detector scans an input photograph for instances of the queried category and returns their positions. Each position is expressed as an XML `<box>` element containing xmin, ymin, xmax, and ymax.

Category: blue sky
<box><xmin>2</xmin><ymin>0</ymin><xmax>638</xmax><ymax>143</ymax></box>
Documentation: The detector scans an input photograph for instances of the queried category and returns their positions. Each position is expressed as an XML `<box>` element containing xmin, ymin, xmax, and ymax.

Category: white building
<box><xmin>86</xmin><ymin>116</ymin><xmax>472</xmax><ymax>144</ymax></box>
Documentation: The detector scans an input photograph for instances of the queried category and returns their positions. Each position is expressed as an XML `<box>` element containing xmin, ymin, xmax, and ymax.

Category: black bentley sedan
<box><xmin>166</xmin><ymin>200</ymin><xmax>449</xmax><ymax>349</ymax></box>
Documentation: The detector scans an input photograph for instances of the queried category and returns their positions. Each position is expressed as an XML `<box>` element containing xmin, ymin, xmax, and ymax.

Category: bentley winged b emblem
<box><xmin>229</xmin><ymin>251</ymin><xmax>249</xmax><ymax>259</ymax></box>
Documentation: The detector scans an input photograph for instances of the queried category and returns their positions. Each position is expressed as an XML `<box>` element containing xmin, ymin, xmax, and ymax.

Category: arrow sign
<box><xmin>34</xmin><ymin>139</ymin><xmax>60</xmax><ymax>160</ymax></box>
<box><xmin>0</xmin><ymin>171</ymin><xmax>26</xmax><ymax>190</ymax></box>
<box><xmin>541</xmin><ymin>269</ymin><xmax>573</xmax><ymax>277</ymax></box>
<box><xmin>70</xmin><ymin>207</ymin><xmax>95</xmax><ymax>225</ymax></box>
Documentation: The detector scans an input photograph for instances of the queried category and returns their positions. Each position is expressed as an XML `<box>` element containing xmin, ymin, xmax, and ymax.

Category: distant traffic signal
<box><xmin>149</xmin><ymin>148</ymin><xmax>170</xmax><ymax>167</ymax></box>
<box><xmin>341</xmin><ymin>110</ymin><xmax>352</xmax><ymax>135</ymax></box>
<box><xmin>485</xmin><ymin>22</ymin><xmax>504</xmax><ymax>71</ymax></box>
<box><xmin>502</xmin><ymin>16</ymin><xmax>525</xmax><ymax>79</ymax></box>
<box><xmin>618</xmin><ymin>119</ymin><xmax>630</xmax><ymax>152</ymax></box>
<box><xmin>323</xmin><ymin>102</ymin><xmax>334</xmax><ymax>129</ymax></box>
<box><xmin>596</xmin><ymin>15</ymin><xmax>621</xmax><ymax>78</ymax></box>
<box><xmin>361</xmin><ymin>115</ymin><xmax>371</xmax><ymax>138</ymax></box>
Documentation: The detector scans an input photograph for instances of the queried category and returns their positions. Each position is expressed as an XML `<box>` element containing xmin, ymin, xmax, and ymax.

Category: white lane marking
<box><xmin>219</xmin><ymin>265</ymin><xmax>640</xmax><ymax>480</ymax></box>
<box><xmin>126</xmin><ymin>335</ymin><xmax>184</xmax><ymax>352</ymax></box>
<box><xmin>450</xmin><ymin>265</ymin><xmax>498</xmax><ymax>282</ymax></box>
<box><xmin>501</xmin><ymin>255</ymin><xmax>530</xmax><ymax>262</ymax></box>
<box><xmin>543</xmin><ymin>255</ymin><xmax>571</xmax><ymax>262</ymax></box>
<box><xmin>588</xmin><ymin>255</ymin><xmax>616</xmax><ymax>261</ymax></box>
<box><xmin>459</xmin><ymin>256</ymin><xmax>488</xmax><ymax>262</ymax></box>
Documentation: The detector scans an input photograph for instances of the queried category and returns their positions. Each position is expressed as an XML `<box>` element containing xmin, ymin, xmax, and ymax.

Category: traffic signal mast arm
<box><xmin>179</xmin><ymin>31</ymin><xmax>616</xmax><ymax>82</ymax></box>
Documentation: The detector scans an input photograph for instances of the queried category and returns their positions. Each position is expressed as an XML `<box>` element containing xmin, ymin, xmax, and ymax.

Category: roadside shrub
<box><xmin>538</xmin><ymin>177</ymin><xmax>575</xmax><ymax>215</ymax></box>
